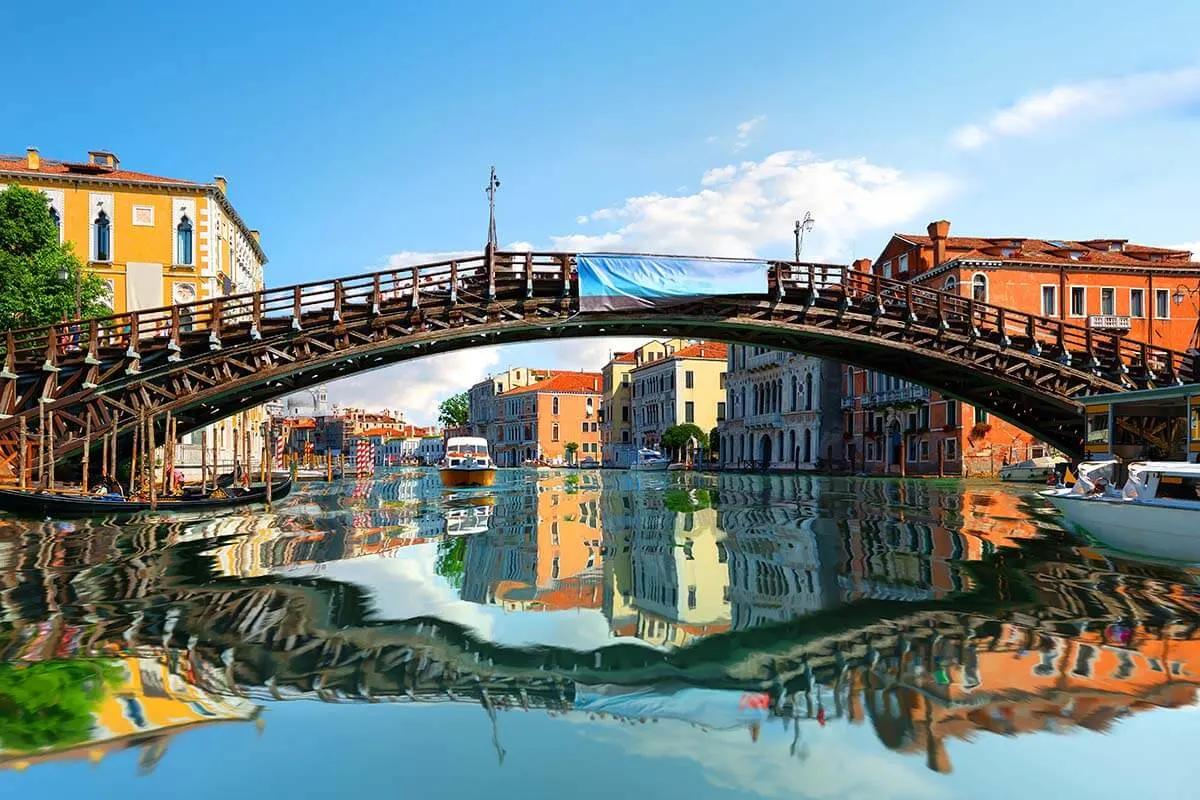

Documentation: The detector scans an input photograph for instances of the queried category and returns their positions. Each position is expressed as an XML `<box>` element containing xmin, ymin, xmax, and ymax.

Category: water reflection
<box><xmin>1</xmin><ymin>470</ymin><xmax>1198</xmax><ymax>791</ymax></box>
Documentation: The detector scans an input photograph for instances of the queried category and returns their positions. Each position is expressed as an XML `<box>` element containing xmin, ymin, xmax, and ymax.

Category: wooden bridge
<box><xmin>0</xmin><ymin>247</ymin><xmax>1193</xmax><ymax>478</ymax></box>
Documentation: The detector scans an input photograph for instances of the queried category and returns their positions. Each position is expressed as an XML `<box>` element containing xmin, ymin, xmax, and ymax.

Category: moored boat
<box><xmin>0</xmin><ymin>478</ymin><xmax>293</xmax><ymax>520</ymax></box>
<box><xmin>439</xmin><ymin>437</ymin><xmax>497</xmax><ymax>487</ymax></box>
<box><xmin>630</xmin><ymin>448</ymin><xmax>671</xmax><ymax>472</ymax></box>
<box><xmin>1000</xmin><ymin>455</ymin><xmax>1066</xmax><ymax>482</ymax></box>
<box><xmin>1042</xmin><ymin>461</ymin><xmax>1200</xmax><ymax>562</ymax></box>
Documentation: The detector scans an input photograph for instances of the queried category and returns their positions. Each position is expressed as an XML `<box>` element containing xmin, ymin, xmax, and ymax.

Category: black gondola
<box><xmin>0</xmin><ymin>478</ymin><xmax>293</xmax><ymax>519</ymax></box>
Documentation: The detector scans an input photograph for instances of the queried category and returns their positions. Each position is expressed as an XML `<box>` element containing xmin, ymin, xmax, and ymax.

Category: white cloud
<box><xmin>951</xmin><ymin>65</ymin><xmax>1200</xmax><ymax>149</ymax></box>
<box><xmin>551</xmin><ymin>150</ymin><xmax>954</xmax><ymax>261</ymax></box>
<box><xmin>733</xmin><ymin>114</ymin><xmax>765</xmax><ymax>151</ymax></box>
<box><xmin>1172</xmin><ymin>241</ymin><xmax>1200</xmax><ymax>259</ymax></box>
<box><xmin>505</xmin><ymin>240</ymin><xmax>533</xmax><ymax>252</ymax></box>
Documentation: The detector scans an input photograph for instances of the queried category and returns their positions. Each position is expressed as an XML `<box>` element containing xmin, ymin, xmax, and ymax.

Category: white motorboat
<box><xmin>1042</xmin><ymin>460</ymin><xmax>1200</xmax><ymax>562</ymax></box>
<box><xmin>439</xmin><ymin>437</ymin><xmax>497</xmax><ymax>487</ymax></box>
<box><xmin>630</xmin><ymin>448</ymin><xmax>671</xmax><ymax>472</ymax></box>
<box><xmin>999</xmin><ymin>456</ymin><xmax>1065</xmax><ymax>482</ymax></box>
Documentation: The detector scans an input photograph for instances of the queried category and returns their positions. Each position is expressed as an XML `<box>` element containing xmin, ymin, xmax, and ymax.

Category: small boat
<box><xmin>579</xmin><ymin>458</ymin><xmax>600</xmax><ymax>469</ymax></box>
<box><xmin>1042</xmin><ymin>460</ymin><xmax>1200</xmax><ymax>562</ymax></box>
<box><xmin>630</xmin><ymin>448</ymin><xmax>671</xmax><ymax>472</ymax></box>
<box><xmin>999</xmin><ymin>456</ymin><xmax>1066</xmax><ymax>482</ymax></box>
<box><xmin>439</xmin><ymin>436</ymin><xmax>497</xmax><ymax>487</ymax></box>
<box><xmin>0</xmin><ymin>478</ymin><xmax>293</xmax><ymax>520</ymax></box>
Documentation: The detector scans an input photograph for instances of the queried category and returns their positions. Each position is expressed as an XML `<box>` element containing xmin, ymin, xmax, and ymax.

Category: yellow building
<box><xmin>600</xmin><ymin>339</ymin><xmax>690</xmax><ymax>467</ymax></box>
<box><xmin>0</xmin><ymin>147</ymin><xmax>269</xmax><ymax>469</ymax></box>
<box><xmin>629</xmin><ymin>341</ymin><xmax>728</xmax><ymax>454</ymax></box>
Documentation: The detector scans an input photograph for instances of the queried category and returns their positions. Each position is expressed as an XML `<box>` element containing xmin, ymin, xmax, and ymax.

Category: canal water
<box><xmin>1</xmin><ymin>469</ymin><xmax>1198</xmax><ymax>798</ymax></box>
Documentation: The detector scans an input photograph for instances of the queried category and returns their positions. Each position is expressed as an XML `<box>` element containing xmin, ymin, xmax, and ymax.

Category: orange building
<box><xmin>843</xmin><ymin>220</ymin><xmax>1200</xmax><ymax>476</ymax></box>
<box><xmin>494</xmin><ymin>372</ymin><xmax>603</xmax><ymax>466</ymax></box>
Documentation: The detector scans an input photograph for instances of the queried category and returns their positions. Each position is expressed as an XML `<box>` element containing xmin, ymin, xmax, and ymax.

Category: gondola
<box><xmin>0</xmin><ymin>477</ymin><xmax>293</xmax><ymax>519</ymax></box>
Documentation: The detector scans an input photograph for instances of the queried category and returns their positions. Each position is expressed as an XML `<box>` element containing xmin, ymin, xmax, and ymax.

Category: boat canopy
<box><xmin>1081</xmin><ymin>383</ymin><xmax>1200</xmax><ymax>462</ymax></box>
<box><xmin>446</xmin><ymin>437</ymin><xmax>489</xmax><ymax>452</ymax></box>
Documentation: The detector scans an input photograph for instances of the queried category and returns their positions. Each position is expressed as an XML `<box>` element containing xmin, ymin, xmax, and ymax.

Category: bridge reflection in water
<box><xmin>1</xmin><ymin>470</ymin><xmax>1198</xmax><ymax>779</ymax></box>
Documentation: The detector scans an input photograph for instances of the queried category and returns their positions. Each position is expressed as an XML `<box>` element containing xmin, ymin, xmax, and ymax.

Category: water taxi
<box><xmin>999</xmin><ymin>455</ymin><xmax>1066</xmax><ymax>482</ymax></box>
<box><xmin>630</xmin><ymin>448</ymin><xmax>671</xmax><ymax>471</ymax></box>
<box><xmin>1040</xmin><ymin>383</ymin><xmax>1200</xmax><ymax>562</ymax></box>
<box><xmin>439</xmin><ymin>437</ymin><xmax>497</xmax><ymax>487</ymax></box>
<box><xmin>1043</xmin><ymin>461</ymin><xmax>1200</xmax><ymax>561</ymax></box>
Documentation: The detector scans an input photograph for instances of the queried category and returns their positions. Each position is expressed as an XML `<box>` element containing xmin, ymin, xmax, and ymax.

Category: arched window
<box><xmin>789</xmin><ymin>430</ymin><xmax>797</xmax><ymax>463</ymax></box>
<box><xmin>551</xmin><ymin>422</ymin><xmax>559</xmax><ymax>442</ymax></box>
<box><xmin>804</xmin><ymin>429</ymin><xmax>813</xmax><ymax>463</ymax></box>
<box><xmin>49</xmin><ymin>205</ymin><xmax>61</xmax><ymax>230</ymax></box>
<box><xmin>777</xmin><ymin>379</ymin><xmax>784</xmax><ymax>412</ymax></box>
<box><xmin>176</xmin><ymin>214</ymin><xmax>194</xmax><ymax>266</ymax></box>
<box><xmin>944</xmin><ymin>275</ymin><xmax>958</xmax><ymax>294</ymax></box>
<box><xmin>805</xmin><ymin>373</ymin><xmax>814</xmax><ymax>411</ymax></box>
<box><xmin>93</xmin><ymin>210</ymin><xmax>111</xmax><ymax>262</ymax></box>
<box><xmin>791</xmin><ymin>375</ymin><xmax>799</xmax><ymax>411</ymax></box>
<box><xmin>971</xmin><ymin>273</ymin><xmax>988</xmax><ymax>302</ymax></box>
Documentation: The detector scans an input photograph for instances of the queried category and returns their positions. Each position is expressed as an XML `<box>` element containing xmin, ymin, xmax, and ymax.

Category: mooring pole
<box><xmin>17</xmin><ymin>416</ymin><xmax>27</xmax><ymax>490</ymax></box>
<box><xmin>82</xmin><ymin>416</ymin><xmax>91</xmax><ymax>494</ymax></box>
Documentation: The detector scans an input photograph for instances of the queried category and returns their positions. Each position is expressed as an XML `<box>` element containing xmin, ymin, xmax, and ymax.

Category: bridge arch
<box><xmin>0</xmin><ymin>249</ymin><xmax>1190</xmax><ymax>473</ymax></box>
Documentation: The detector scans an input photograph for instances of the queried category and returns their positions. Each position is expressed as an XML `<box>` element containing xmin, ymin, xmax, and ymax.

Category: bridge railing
<box><xmin>776</xmin><ymin>263</ymin><xmax>1192</xmax><ymax>385</ymax></box>
<box><xmin>0</xmin><ymin>252</ymin><xmax>1190</xmax><ymax>389</ymax></box>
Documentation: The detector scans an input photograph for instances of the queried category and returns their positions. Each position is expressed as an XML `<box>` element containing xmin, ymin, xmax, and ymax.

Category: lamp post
<box><xmin>1172</xmin><ymin>284</ymin><xmax>1200</xmax><ymax>353</ymax></box>
<box><xmin>57</xmin><ymin>265</ymin><xmax>81</xmax><ymax>319</ymax></box>
<box><xmin>793</xmin><ymin>212</ymin><xmax>815</xmax><ymax>262</ymax></box>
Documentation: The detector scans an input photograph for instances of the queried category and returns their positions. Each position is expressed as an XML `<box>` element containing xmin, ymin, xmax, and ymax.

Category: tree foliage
<box><xmin>709</xmin><ymin>427</ymin><xmax>720</xmax><ymax>456</ymax></box>
<box><xmin>0</xmin><ymin>185</ymin><xmax>108</xmax><ymax>331</ymax></box>
<box><xmin>661</xmin><ymin>424</ymin><xmax>708</xmax><ymax>451</ymax></box>
<box><xmin>435</xmin><ymin>537</ymin><xmax>467</xmax><ymax>588</ymax></box>
<box><xmin>437</xmin><ymin>391</ymin><xmax>470</xmax><ymax>428</ymax></box>
<box><xmin>0</xmin><ymin>658</ymin><xmax>124</xmax><ymax>752</ymax></box>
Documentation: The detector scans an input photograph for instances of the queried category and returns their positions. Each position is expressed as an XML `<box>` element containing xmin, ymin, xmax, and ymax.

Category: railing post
<box><xmin>1026</xmin><ymin>315</ymin><xmax>1041</xmax><ymax>356</ymax></box>
<box><xmin>1111</xmin><ymin>332</ymin><xmax>1127</xmax><ymax>376</ymax></box>
<box><xmin>774</xmin><ymin>262</ymin><xmax>785</xmax><ymax>302</ymax></box>
<box><xmin>292</xmin><ymin>286</ymin><xmax>303</xmax><ymax>331</ymax></box>
<box><xmin>209</xmin><ymin>300</ymin><xmax>223</xmax><ymax>350</ymax></box>
<box><xmin>904</xmin><ymin>284</ymin><xmax>915</xmax><ymax>322</ymax></box>
<box><xmin>1085</xmin><ymin>326</ymin><xmax>1095</xmax><ymax>367</ymax></box>
<box><xmin>560</xmin><ymin>255</ymin><xmax>571</xmax><ymax>297</ymax></box>
<box><xmin>1</xmin><ymin>331</ymin><xmax>15</xmax><ymax>379</ymax></box>
<box><xmin>43</xmin><ymin>324</ymin><xmax>60</xmax><ymax>373</ymax></box>
<box><xmin>333</xmin><ymin>280</ymin><xmax>344</xmax><ymax>323</ymax></box>
<box><xmin>251</xmin><ymin>293</ymin><xmax>263</xmax><ymax>339</ymax></box>
<box><xmin>168</xmin><ymin>306</ymin><xmax>182</xmax><ymax>360</ymax></box>
<box><xmin>525</xmin><ymin>252</ymin><xmax>534</xmax><ymax>299</ymax></box>
<box><xmin>449</xmin><ymin>261</ymin><xmax>459</xmax><ymax>305</ymax></box>
<box><xmin>410</xmin><ymin>265</ymin><xmax>421</xmax><ymax>309</ymax></box>
<box><xmin>485</xmin><ymin>242</ymin><xmax>497</xmax><ymax>301</ymax></box>
<box><xmin>126</xmin><ymin>313</ymin><xmax>141</xmax><ymax>359</ymax></box>
<box><xmin>995</xmin><ymin>306</ymin><xmax>1007</xmax><ymax>346</ymax></box>
<box><xmin>371</xmin><ymin>273</ymin><xmax>382</xmax><ymax>315</ymax></box>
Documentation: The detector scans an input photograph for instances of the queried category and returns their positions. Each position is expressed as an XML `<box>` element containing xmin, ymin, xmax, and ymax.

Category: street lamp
<box><xmin>57</xmin><ymin>265</ymin><xmax>81</xmax><ymax>318</ymax></box>
<box><xmin>1173</xmin><ymin>284</ymin><xmax>1200</xmax><ymax>354</ymax></box>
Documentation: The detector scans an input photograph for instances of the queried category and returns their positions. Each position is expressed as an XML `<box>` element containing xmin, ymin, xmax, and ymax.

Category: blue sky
<box><xmin>8</xmin><ymin>0</ymin><xmax>1200</xmax><ymax>421</ymax></box>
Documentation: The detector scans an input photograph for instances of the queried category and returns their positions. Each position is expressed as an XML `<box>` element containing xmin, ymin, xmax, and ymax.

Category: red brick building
<box><xmin>842</xmin><ymin>220</ymin><xmax>1200</xmax><ymax>476</ymax></box>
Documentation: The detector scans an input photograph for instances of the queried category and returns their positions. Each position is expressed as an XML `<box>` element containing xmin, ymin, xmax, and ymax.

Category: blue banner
<box><xmin>577</xmin><ymin>254</ymin><xmax>768</xmax><ymax>312</ymax></box>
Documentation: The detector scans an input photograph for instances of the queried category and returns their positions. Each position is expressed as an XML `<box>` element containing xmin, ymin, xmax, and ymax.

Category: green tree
<box><xmin>0</xmin><ymin>658</ymin><xmax>124</xmax><ymax>752</ymax></box>
<box><xmin>435</xmin><ymin>537</ymin><xmax>467</xmax><ymax>588</ymax></box>
<box><xmin>564</xmin><ymin>441</ymin><xmax>579</xmax><ymax>464</ymax></box>
<box><xmin>0</xmin><ymin>185</ymin><xmax>108</xmax><ymax>331</ymax></box>
<box><xmin>709</xmin><ymin>427</ymin><xmax>720</xmax><ymax>458</ymax></box>
<box><xmin>661</xmin><ymin>423</ymin><xmax>708</xmax><ymax>453</ymax></box>
<box><xmin>438</xmin><ymin>391</ymin><xmax>470</xmax><ymax>428</ymax></box>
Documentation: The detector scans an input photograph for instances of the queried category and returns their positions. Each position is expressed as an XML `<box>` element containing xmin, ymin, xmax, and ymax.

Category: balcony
<box><xmin>1088</xmin><ymin>315</ymin><xmax>1131</xmax><ymax>331</ymax></box>
<box><xmin>840</xmin><ymin>396</ymin><xmax>855</xmax><ymax>410</ymax></box>
<box><xmin>861</xmin><ymin>385</ymin><xmax>930</xmax><ymax>408</ymax></box>
<box><xmin>745</xmin><ymin>349</ymin><xmax>788</xmax><ymax>370</ymax></box>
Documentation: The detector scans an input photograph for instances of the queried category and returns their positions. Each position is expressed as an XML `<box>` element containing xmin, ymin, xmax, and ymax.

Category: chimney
<box><xmin>927</xmin><ymin>219</ymin><xmax>950</xmax><ymax>267</ymax></box>
<box><xmin>87</xmin><ymin>150</ymin><xmax>118</xmax><ymax>170</ymax></box>
<box><xmin>250</xmin><ymin>230</ymin><xmax>260</xmax><ymax>243</ymax></box>
<box><xmin>25</xmin><ymin>147</ymin><xmax>39</xmax><ymax>170</ymax></box>
<box><xmin>852</xmin><ymin>257</ymin><xmax>872</xmax><ymax>274</ymax></box>
<box><xmin>214</xmin><ymin>175</ymin><xmax>227</xmax><ymax>193</ymax></box>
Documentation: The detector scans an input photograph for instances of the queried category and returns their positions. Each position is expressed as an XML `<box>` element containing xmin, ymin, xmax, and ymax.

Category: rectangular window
<box><xmin>685</xmin><ymin>401</ymin><xmax>695</xmax><ymax>423</ymax></box>
<box><xmin>685</xmin><ymin>371</ymin><xmax>694</xmax><ymax>389</ymax></box>
<box><xmin>1086</xmin><ymin>410</ymin><xmax>1110</xmax><ymax>448</ymax></box>
<box><xmin>717</xmin><ymin>401</ymin><xmax>726</xmax><ymax>421</ymax></box>
<box><xmin>622</xmin><ymin>430</ymin><xmax>630</xmax><ymax>442</ymax></box>
<box><xmin>1100</xmin><ymin>287</ymin><xmax>1116</xmax><ymax>316</ymax></box>
<box><xmin>687</xmin><ymin>586</ymin><xmax>697</xmax><ymax>610</ymax></box>
<box><xmin>719</xmin><ymin>372</ymin><xmax>726</xmax><ymax>389</ymax></box>
<box><xmin>882</xmin><ymin>261</ymin><xmax>893</xmax><ymax>279</ymax></box>
<box><xmin>974</xmin><ymin>406</ymin><xmax>989</xmax><ymax>425</ymax></box>
<box><xmin>132</xmin><ymin>205</ymin><xmax>154</xmax><ymax>226</ymax></box>
<box><xmin>621</xmin><ymin>405</ymin><xmax>630</xmax><ymax>422</ymax></box>
<box><xmin>919</xmin><ymin>405</ymin><xmax>930</xmax><ymax>430</ymax></box>
<box><xmin>1040</xmin><ymin>285</ymin><xmax>1057</xmax><ymax>316</ymax></box>
<box><xmin>1155</xmin><ymin>288</ymin><xmax>1171</xmax><ymax>319</ymax></box>
<box><xmin>582</xmin><ymin>422</ymin><xmax>588</xmax><ymax>433</ymax></box>
<box><xmin>1070</xmin><ymin>286</ymin><xmax>1086</xmax><ymax>317</ymax></box>
<box><xmin>919</xmin><ymin>440</ymin><xmax>929</xmax><ymax>461</ymax></box>
<box><xmin>898</xmin><ymin>253</ymin><xmax>909</xmax><ymax>273</ymax></box>
<box><xmin>944</xmin><ymin>438</ymin><xmax>957</xmax><ymax>460</ymax></box>
<box><xmin>1130</xmin><ymin>288</ymin><xmax>1145</xmax><ymax>318</ymax></box>
<box><xmin>551</xmin><ymin>423</ymin><xmax>559</xmax><ymax>442</ymax></box>
<box><xmin>945</xmin><ymin>401</ymin><xmax>958</xmax><ymax>427</ymax></box>
<box><xmin>907</xmin><ymin>437</ymin><xmax>919</xmax><ymax>463</ymax></box>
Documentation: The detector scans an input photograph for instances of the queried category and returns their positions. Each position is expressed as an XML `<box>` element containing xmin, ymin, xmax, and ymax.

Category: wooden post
<box><xmin>37</xmin><ymin>401</ymin><xmax>45</xmax><ymax>489</ymax></box>
<box><xmin>100</xmin><ymin>423</ymin><xmax>108</xmax><ymax>487</ymax></box>
<box><xmin>162</xmin><ymin>411</ymin><xmax>171</xmax><ymax>494</ymax></box>
<box><xmin>147</xmin><ymin>413</ymin><xmax>157</xmax><ymax>510</ymax></box>
<box><xmin>82</xmin><ymin>416</ymin><xmax>91</xmax><ymax>493</ymax></box>
<box><xmin>17</xmin><ymin>416</ymin><xmax>26</xmax><ymax>491</ymax></box>
<box><xmin>131</xmin><ymin>411</ymin><xmax>141</xmax><ymax>494</ymax></box>
<box><xmin>211</xmin><ymin>425</ymin><xmax>219</xmax><ymax>488</ymax></box>
<box><xmin>47</xmin><ymin>411</ymin><xmax>55</xmax><ymax>490</ymax></box>
<box><xmin>899</xmin><ymin>433</ymin><xmax>907</xmax><ymax>478</ymax></box>
<box><xmin>201</xmin><ymin>429</ymin><xmax>209</xmax><ymax>492</ymax></box>
<box><xmin>326</xmin><ymin>450</ymin><xmax>333</xmax><ymax>481</ymax></box>
<box><xmin>244</xmin><ymin>425</ymin><xmax>252</xmax><ymax>487</ymax></box>
<box><xmin>265</xmin><ymin>425</ymin><xmax>273</xmax><ymax>510</ymax></box>
<box><xmin>937</xmin><ymin>439</ymin><xmax>945</xmax><ymax>478</ymax></box>
<box><xmin>233</xmin><ymin>425</ymin><xmax>240</xmax><ymax>483</ymax></box>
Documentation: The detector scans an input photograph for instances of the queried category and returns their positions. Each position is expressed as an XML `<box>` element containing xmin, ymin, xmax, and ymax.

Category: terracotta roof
<box><xmin>501</xmin><ymin>372</ymin><xmax>602</xmax><ymax>395</ymax></box>
<box><xmin>609</xmin><ymin>352</ymin><xmax>637</xmax><ymax>364</ymax></box>
<box><xmin>631</xmin><ymin>341</ymin><xmax>727</xmax><ymax>371</ymax></box>
<box><xmin>895</xmin><ymin>233</ymin><xmax>1197</xmax><ymax>269</ymax></box>
<box><xmin>0</xmin><ymin>155</ymin><xmax>194</xmax><ymax>185</ymax></box>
